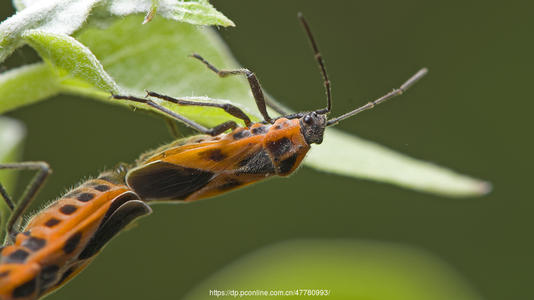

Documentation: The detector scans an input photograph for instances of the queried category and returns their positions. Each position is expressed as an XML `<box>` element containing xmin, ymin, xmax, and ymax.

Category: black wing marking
<box><xmin>78</xmin><ymin>198</ymin><xmax>151</xmax><ymax>260</ymax></box>
<box><xmin>99</xmin><ymin>191</ymin><xmax>140</xmax><ymax>229</ymax></box>
<box><xmin>236</xmin><ymin>149</ymin><xmax>275</xmax><ymax>175</ymax></box>
<box><xmin>126</xmin><ymin>161</ymin><xmax>214</xmax><ymax>201</ymax></box>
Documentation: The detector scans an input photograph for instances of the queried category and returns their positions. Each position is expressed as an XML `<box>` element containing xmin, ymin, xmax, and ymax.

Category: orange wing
<box><xmin>127</xmin><ymin>119</ymin><xmax>311</xmax><ymax>202</ymax></box>
<box><xmin>126</xmin><ymin>128</ymin><xmax>269</xmax><ymax>201</ymax></box>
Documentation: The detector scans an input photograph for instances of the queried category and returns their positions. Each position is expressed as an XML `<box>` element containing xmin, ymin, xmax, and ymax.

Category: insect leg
<box><xmin>191</xmin><ymin>54</ymin><xmax>274</xmax><ymax>124</ymax></box>
<box><xmin>0</xmin><ymin>183</ymin><xmax>15</xmax><ymax>211</ymax></box>
<box><xmin>112</xmin><ymin>95</ymin><xmax>239</xmax><ymax>136</ymax></box>
<box><xmin>145</xmin><ymin>90</ymin><xmax>252</xmax><ymax>127</ymax></box>
<box><xmin>0</xmin><ymin>162</ymin><xmax>51</xmax><ymax>241</ymax></box>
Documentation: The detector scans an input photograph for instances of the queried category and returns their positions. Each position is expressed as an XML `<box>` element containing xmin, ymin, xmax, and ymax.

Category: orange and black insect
<box><xmin>112</xmin><ymin>14</ymin><xmax>428</xmax><ymax>202</ymax></box>
<box><xmin>0</xmin><ymin>163</ymin><xmax>150</xmax><ymax>299</ymax></box>
<box><xmin>0</xmin><ymin>14</ymin><xmax>427</xmax><ymax>300</ymax></box>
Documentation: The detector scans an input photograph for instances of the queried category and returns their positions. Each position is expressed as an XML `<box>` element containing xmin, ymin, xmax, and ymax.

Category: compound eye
<box><xmin>303</xmin><ymin>115</ymin><xmax>313</xmax><ymax>125</ymax></box>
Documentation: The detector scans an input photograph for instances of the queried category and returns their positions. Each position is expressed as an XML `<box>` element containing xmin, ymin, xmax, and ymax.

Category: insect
<box><xmin>112</xmin><ymin>14</ymin><xmax>428</xmax><ymax>202</ymax></box>
<box><xmin>0</xmin><ymin>14</ymin><xmax>427</xmax><ymax>300</ymax></box>
<box><xmin>0</xmin><ymin>163</ymin><xmax>150</xmax><ymax>299</ymax></box>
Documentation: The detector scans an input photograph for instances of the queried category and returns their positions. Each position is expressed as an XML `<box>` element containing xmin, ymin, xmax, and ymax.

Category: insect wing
<box><xmin>127</xmin><ymin>134</ymin><xmax>270</xmax><ymax>201</ymax></box>
<box><xmin>79</xmin><ymin>198</ymin><xmax>151</xmax><ymax>260</ymax></box>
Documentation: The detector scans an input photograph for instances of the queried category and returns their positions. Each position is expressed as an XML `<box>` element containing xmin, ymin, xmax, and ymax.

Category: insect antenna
<box><xmin>298</xmin><ymin>13</ymin><xmax>332</xmax><ymax>114</ymax></box>
<box><xmin>326</xmin><ymin>68</ymin><xmax>428</xmax><ymax>127</ymax></box>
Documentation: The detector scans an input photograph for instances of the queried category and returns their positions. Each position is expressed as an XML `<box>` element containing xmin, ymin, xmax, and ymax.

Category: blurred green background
<box><xmin>1</xmin><ymin>0</ymin><xmax>532</xmax><ymax>299</ymax></box>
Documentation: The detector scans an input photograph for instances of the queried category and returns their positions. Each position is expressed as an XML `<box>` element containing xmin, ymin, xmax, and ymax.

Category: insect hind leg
<box><xmin>111</xmin><ymin>94</ymin><xmax>239</xmax><ymax>136</ymax></box>
<box><xmin>191</xmin><ymin>53</ymin><xmax>275</xmax><ymax>123</ymax></box>
<box><xmin>145</xmin><ymin>90</ymin><xmax>252</xmax><ymax>127</ymax></box>
<box><xmin>0</xmin><ymin>162</ymin><xmax>51</xmax><ymax>242</ymax></box>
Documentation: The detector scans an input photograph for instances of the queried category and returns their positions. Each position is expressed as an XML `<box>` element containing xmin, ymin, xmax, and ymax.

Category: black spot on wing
<box><xmin>77</xmin><ymin>192</ymin><xmax>95</xmax><ymax>202</ymax></box>
<box><xmin>12</xmin><ymin>277</ymin><xmax>36</xmax><ymax>298</ymax></box>
<box><xmin>59</xmin><ymin>205</ymin><xmax>77</xmax><ymax>215</ymax></box>
<box><xmin>266</xmin><ymin>137</ymin><xmax>293</xmax><ymax>158</ymax></box>
<box><xmin>278</xmin><ymin>153</ymin><xmax>299</xmax><ymax>174</ymax></box>
<box><xmin>0</xmin><ymin>270</ymin><xmax>9</xmax><ymax>278</ymax></box>
<box><xmin>233</xmin><ymin>130</ymin><xmax>252</xmax><ymax>140</ymax></box>
<box><xmin>63</xmin><ymin>232</ymin><xmax>82</xmax><ymax>254</ymax></box>
<box><xmin>199</xmin><ymin>149</ymin><xmax>226</xmax><ymax>162</ymax></box>
<box><xmin>5</xmin><ymin>249</ymin><xmax>29</xmax><ymax>263</ymax></box>
<box><xmin>126</xmin><ymin>162</ymin><xmax>213</xmax><ymax>201</ymax></box>
<box><xmin>21</xmin><ymin>237</ymin><xmax>46</xmax><ymax>252</ymax></box>
<box><xmin>237</xmin><ymin>149</ymin><xmax>275</xmax><ymax>174</ymax></box>
<box><xmin>44</xmin><ymin>218</ymin><xmax>60</xmax><ymax>227</ymax></box>
<box><xmin>251</xmin><ymin>126</ymin><xmax>267</xmax><ymax>135</ymax></box>
<box><xmin>79</xmin><ymin>199</ymin><xmax>150</xmax><ymax>260</ymax></box>
<box><xmin>93</xmin><ymin>184</ymin><xmax>110</xmax><ymax>192</ymax></box>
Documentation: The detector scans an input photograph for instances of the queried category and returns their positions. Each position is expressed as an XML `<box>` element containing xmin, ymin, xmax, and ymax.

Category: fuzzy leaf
<box><xmin>0</xmin><ymin>0</ymin><xmax>234</xmax><ymax>64</ymax></box>
<box><xmin>0</xmin><ymin>0</ymin><xmax>101</xmax><ymax>62</ymax></box>
<box><xmin>0</xmin><ymin>63</ymin><xmax>61</xmax><ymax>113</ymax></box>
<box><xmin>12</xmin><ymin>0</ymin><xmax>28</xmax><ymax>11</ymax></box>
<box><xmin>23</xmin><ymin>30</ymin><xmax>120</xmax><ymax>93</ymax></box>
<box><xmin>74</xmin><ymin>16</ymin><xmax>256</xmax><ymax>125</ymax></box>
<box><xmin>107</xmin><ymin>0</ymin><xmax>235</xmax><ymax>26</ymax></box>
<box><xmin>0</xmin><ymin>15</ymin><xmax>490</xmax><ymax>197</ymax></box>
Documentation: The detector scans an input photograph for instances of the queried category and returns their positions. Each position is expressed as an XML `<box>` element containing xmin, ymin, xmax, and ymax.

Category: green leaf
<box><xmin>0</xmin><ymin>15</ymin><xmax>490</xmax><ymax>197</ymax></box>
<box><xmin>107</xmin><ymin>0</ymin><xmax>235</xmax><ymax>26</ymax></box>
<box><xmin>0</xmin><ymin>0</ymin><xmax>234</xmax><ymax>63</ymax></box>
<box><xmin>0</xmin><ymin>0</ymin><xmax>102</xmax><ymax>62</ymax></box>
<box><xmin>0</xmin><ymin>117</ymin><xmax>26</xmax><ymax>240</ymax></box>
<box><xmin>73</xmin><ymin>15</ymin><xmax>255</xmax><ymax>124</ymax></box>
<box><xmin>0</xmin><ymin>63</ymin><xmax>61</xmax><ymax>113</ymax></box>
<box><xmin>23</xmin><ymin>30</ymin><xmax>120</xmax><ymax>93</ymax></box>
<box><xmin>184</xmin><ymin>240</ymin><xmax>482</xmax><ymax>300</ymax></box>
<box><xmin>306</xmin><ymin>130</ymin><xmax>492</xmax><ymax>197</ymax></box>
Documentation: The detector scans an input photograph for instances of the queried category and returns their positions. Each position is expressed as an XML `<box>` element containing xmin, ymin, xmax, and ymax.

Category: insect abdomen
<box><xmin>0</xmin><ymin>176</ymin><xmax>150</xmax><ymax>299</ymax></box>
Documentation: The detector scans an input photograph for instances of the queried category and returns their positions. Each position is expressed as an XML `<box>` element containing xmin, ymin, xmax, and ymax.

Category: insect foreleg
<box><xmin>0</xmin><ymin>162</ymin><xmax>51</xmax><ymax>242</ymax></box>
